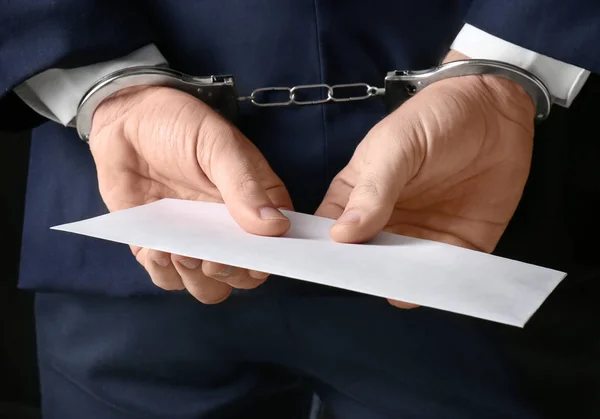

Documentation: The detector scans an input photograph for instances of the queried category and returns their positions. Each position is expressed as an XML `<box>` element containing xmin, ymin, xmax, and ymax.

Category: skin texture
<box><xmin>90</xmin><ymin>86</ymin><xmax>293</xmax><ymax>303</ymax></box>
<box><xmin>89</xmin><ymin>51</ymin><xmax>535</xmax><ymax>307</ymax></box>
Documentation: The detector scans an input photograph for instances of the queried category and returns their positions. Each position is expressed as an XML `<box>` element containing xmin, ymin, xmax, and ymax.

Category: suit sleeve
<box><xmin>0</xmin><ymin>0</ymin><xmax>157</xmax><ymax>130</ymax></box>
<box><xmin>464</xmin><ymin>0</ymin><xmax>600</xmax><ymax>74</ymax></box>
<box><xmin>15</xmin><ymin>44</ymin><xmax>167</xmax><ymax>127</ymax></box>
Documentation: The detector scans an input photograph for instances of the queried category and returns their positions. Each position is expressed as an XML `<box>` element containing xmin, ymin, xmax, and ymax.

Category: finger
<box><xmin>202</xmin><ymin>261</ymin><xmax>267</xmax><ymax>290</ymax></box>
<box><xmin>315</xmin><ymin>201</ymin><xmax>344</xmax><ymax>220</ymax></box>
<box><xmin>260</xmin><ymin>163</ymin><xmax>294</xmax><ymax>212</ymax></box>
<box><xmin>248</xmin><ymin>270</ymin><xmax>270</xmax><ymax>280</ymax></box>
<box><xmin>330</xmin><ymin>144</ymin><xmax>413</xmax><ymax>244</ymax></box>
<box><xmin>199</xmin><ymin>121</ymin><xmax>291</xmax><ymax>237</ymax></box>
<box><xmin>388</xmin><ymin>299</ymin><xmax>421</xmax><ymax>309</ymax></box>
<box><xmin>314</xmin><ymin>176</ymin><xmax>352</xmax><ymax>220</ymax></box>
<box><xmin>384</xmin><ymin>223</ymin><xmax>479</xmax><ymax>250</ymax></box>
<box><xmin>171</xmin><ymin>255</ymin><xmax>232</xmax><ymax>304</ymax></box>
<box><xmin>329</xmin><ymin>173</ymin><xmax>399</xmax><ymax>243</ymax></box>
<box><xmin>140</xmin><ymin>248</ymin><xmax>185</xmax><ymax>291</ymax></box>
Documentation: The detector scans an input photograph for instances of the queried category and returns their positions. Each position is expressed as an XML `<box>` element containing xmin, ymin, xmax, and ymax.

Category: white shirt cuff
<box><xmin>14</xmin><ymin>44</ymin><xmax>167</xmax><ymax>126</ymax></box>
<box><xmin>451</xmin><ymin>24</ymin><xmax>590</xmax><ymax>108</ymax></box>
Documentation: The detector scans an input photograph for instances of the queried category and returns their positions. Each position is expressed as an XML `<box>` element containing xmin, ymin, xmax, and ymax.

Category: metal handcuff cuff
<box><xmin>75</xmin><ymin>59</ymin><xmax>553</xmax><ymax>142</ymax></box>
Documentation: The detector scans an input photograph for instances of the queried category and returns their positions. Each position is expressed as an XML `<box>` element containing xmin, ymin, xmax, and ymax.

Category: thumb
<box><xmin>202</xmin><ymin>126</ymin><xmax>291</xmax><ymax>237</ymax></box>
<box><xmin>330</xmin><ymin>141</ymin><xmax>414</xmax><ymax>244</ymax></box>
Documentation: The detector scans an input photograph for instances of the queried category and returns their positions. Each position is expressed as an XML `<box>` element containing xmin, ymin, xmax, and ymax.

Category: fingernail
<box><xmin>153</xmin><ymin>258</ymin><xmax>170</xmax><ymax>267</ymax></box>
<box><xmin>336</xmin><ymin>211</ymin><xmax>361</xmax><ymax>225</ymax></box>
<box><xmin>179</xmin><ymin>259</ymin><xmax>201</xmax><ymax>270</ymax></box>
<box><xmin>259</xmin><ymin>207</ymin><xmax>287</xmax><ymax>221</ymax></box>
<box><xmin>213</xmin><ymin>266</ymin><xmax>233</xmax><ymax>277</ymax></box>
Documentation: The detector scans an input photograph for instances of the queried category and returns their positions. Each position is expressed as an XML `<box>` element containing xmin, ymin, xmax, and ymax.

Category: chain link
<box><xmin>238</xmin><ymin>82</ymin><xmax>384</xmax><ymax>107</ymax></box>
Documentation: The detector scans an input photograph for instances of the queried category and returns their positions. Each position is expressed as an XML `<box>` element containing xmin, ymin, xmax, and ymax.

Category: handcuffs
<box><xmin>75</xmin><ymin>59</ymin><xmax>553</xmax><ymax>142</ymax></box>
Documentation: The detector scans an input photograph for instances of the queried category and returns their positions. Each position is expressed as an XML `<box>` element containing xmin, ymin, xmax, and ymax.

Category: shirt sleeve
<box><xmin>0</xmin><ymin>0</ymin><xmax>159</xmax><ymax>131</ymax></box>
<box><xmin>451</xmin><ymin>24</ymin><xmax>590</xmax><ymax>108</ymax></box>
<box><xmin>14</xmin><ymin>23</ymin><xmax>593</xmax><ymax>125</ymax></box>
<box><xmin>14</xmin><ymin>44</ymin><xmax>168</xmax><ymax>126</ymax></box>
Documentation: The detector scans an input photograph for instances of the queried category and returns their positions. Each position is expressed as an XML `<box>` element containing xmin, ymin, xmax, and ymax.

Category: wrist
<box><xmin>442</xmin><ymin>50</ymin><xmax>536</xmax><ymax>120</ymax></box>
<box><xmin>91</xmin><ymin>85</ymin><xmax>164</xmax><ymax>137</ymax></box>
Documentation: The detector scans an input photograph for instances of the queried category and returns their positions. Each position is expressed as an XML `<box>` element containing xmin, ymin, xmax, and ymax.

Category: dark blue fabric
<box><xmin>3</xmin><ymin>2</ymin><xmax>599</xmax><ymax>417</ymax></box>
<box><xmin>35</xmin><ymin>264</ymin><xmax>600</xmax><ymax>418</ymax></box>
<box><xmin>0</xmin><ymin>0</ymin><xmax>156</xmax><ymax>93</ymax></box>
<box><xmin>0</xmin><ymin>0</ymin><xmax>155</xmax><ymax>130</ymax></box>
<box><xmin>13</xmin><ymin>0</ymin><xmax>470</xmax><ymax>295</ymax></box>
<box><xmin>26</xmin><ymin>65</ymin><xmax>600</xmax><ymax>419</ymax></box>
<box><xmin>36</xmin><ymin>293</ymin><xmax>314</xmax><ymax>419</ymax></box>
<box><xmin>4</xmin><ymin>0</ymin><xmax>599</xmax><ymax>294</ymax></box>
<box><xmin>34</xmin><ymin>288</ymin><xmax>545</xmax><ymax>419</ymax></box>
<box><xmin>466</xmin><ymin>0</ymin><xmax>600</xmax><ymax>72</ymax></box>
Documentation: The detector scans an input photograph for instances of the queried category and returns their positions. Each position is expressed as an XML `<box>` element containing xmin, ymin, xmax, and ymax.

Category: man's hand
<box><xmin>316</xmin><ymin>52</ymin><xmax>535</xmax><ymax>309</ymax></box>
<box><xmin>89</xmin><ymin>86</ymin><xmax>293</xmax><ymax>303</ymax></box>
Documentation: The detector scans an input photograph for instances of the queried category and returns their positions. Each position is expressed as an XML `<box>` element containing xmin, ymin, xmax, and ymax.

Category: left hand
<box><xmin>315</xmin><ymin>52</ymin><xmax>536</xmax><ymax>309</ymax></box>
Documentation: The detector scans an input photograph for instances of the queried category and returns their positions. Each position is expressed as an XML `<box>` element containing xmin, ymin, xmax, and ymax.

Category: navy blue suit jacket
<box><xmin>1</xmin><ymin>0</ymin><xmax>599</xmax><ymax>295</ymax></box>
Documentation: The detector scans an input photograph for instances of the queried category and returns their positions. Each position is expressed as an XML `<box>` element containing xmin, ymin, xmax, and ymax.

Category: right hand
<box><xmin>88</xmin><ymin>86</ymin><xmax>293</xmax><ymax>304</ymax></box>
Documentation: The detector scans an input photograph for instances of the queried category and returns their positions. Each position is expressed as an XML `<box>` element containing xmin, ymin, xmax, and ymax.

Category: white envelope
<box><xmin>52</xmin><ymin>198</ymin><xmax>566</xmax><ymax>327</ymax></box>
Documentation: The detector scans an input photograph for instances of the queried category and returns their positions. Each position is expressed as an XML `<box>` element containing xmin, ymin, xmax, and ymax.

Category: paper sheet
<box><xmin>52</xmin><ymin>199</ymin><xmax>566</xmax><ymax>327</ymax></box>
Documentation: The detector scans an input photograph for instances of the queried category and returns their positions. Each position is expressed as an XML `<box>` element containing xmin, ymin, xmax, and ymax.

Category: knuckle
<box><xmin>234</xmin><ymin>170</ymin><xmax>259</xmax><ymax>195</ymax></box>
<box><xmin>203</xmin><ymin>263</ymin><xmax>233</xmax><ymax>278</ymax></box>
<box><xmin>194</xmin><ymin>290</ymin><xmax>231</xmax><ymax>305</ymax></box>
<box><xmin>354</xmin><ymin>177</ymin><xmax>381</xmax><ymax>198</ymax></box>
<box><xmin>170</xmin><ymin>254</ymin><xmax>185</xmax><ymax>264</ymax></box>
<box><xmin>328</xmin><ymin>174</ymin><xmax>355</xmax><ymax>196</ymax></box>
<box><xmin>249</xmin><ymin>270</ymin><xmax>270</xmax><ymax>280</ymax></box>
<box><xmin>265</xmin><ymin>184</ymin><xmax>292</xmax><ymax>209</ymax></box>
<box><xmin>180</xmin><ymin>274</ymin><xmax>203</xmax><ymax>286</ymax></box>
<box><xmin>227</xmin><ymin>276</ymin><xmax>264</xmax><ymax>290</ymax></box>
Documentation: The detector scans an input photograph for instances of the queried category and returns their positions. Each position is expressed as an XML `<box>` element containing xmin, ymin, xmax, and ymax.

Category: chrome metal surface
<box><xmin>76</xmin><ymin>60</ymin><xmax>553</xmax><ymax>142</ymax></box>
<box><xmin>385</xmin><ymin>59</ymin><xmax>552</xmax><ymax>121</ymax></box>
<box><xmin>76</xmin><ymin>66</ymin><xmax>235</xmax><ymax>141</ymax></box>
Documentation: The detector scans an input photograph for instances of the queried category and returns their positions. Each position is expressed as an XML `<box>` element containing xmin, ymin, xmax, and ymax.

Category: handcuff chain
<box><xmin>238</xmin><ymin>82</ymin><xmax>385</xmax><ymax>107</ymax></box>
